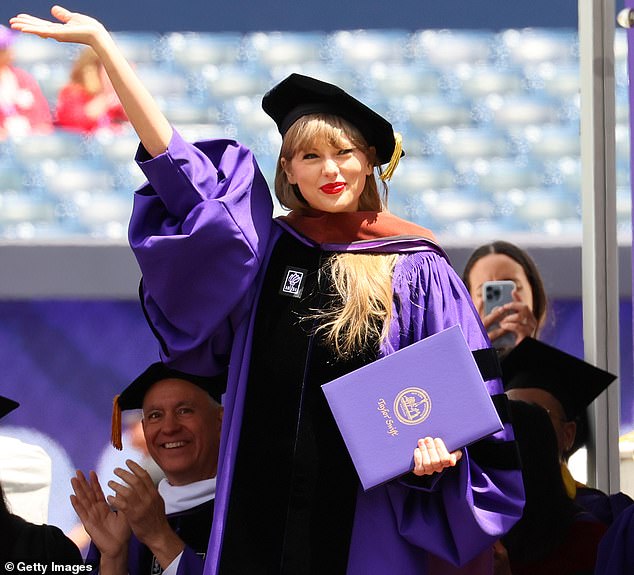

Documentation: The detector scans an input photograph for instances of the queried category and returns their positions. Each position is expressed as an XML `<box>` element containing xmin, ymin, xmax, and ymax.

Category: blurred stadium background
<box><xmin>0</xmin><ymin>26</ymin><xmax>628</xmax><ymax>242</ymax></box>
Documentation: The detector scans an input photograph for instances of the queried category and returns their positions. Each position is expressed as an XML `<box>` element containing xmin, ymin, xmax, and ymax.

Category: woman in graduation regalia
<box><xmin>11</xmin><ymin>7</ymin><xmax>525</xmax><ymax>574</ymax></box>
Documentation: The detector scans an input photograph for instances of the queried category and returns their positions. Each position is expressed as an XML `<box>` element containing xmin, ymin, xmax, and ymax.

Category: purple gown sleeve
<box><xmin>128</xmin><ymin>129</ymin><xmax>273</xmax><ymax>375</ymax></box>
<box><xmin>348</xmin><ymin>251</ymin><xmax>524</xmax><ymax>571</ymax></box>
<box><xmin>575</xmin><ymin>486</ymin><xmax>634</xmax><ymax>525</ymax></box>
<box><xmin>595</xmin><ymin>503</ymin><xmax>634</xmax><ymax>575</ymax></box>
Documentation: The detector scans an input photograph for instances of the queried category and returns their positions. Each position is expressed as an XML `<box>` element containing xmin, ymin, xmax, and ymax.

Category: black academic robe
<box><xmin>2</xmin><ymin>513</ymin><xmax>83</xmax><ymax>565</ymax></box>
<box><xmin>218</xmin><ymin>232</ymin><xmax>374</xmax><ymax>574</ymax></box>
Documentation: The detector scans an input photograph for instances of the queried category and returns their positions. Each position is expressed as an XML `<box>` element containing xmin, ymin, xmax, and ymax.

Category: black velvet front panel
<box><xmin>219</xmin><ymin>232</ymin><xmax>375</xmax><ymax>575</ymax></box>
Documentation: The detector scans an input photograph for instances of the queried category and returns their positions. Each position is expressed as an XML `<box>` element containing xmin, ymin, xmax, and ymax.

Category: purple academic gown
<box><xmin>129</xmin><ymin>130</ymin><xmax>525</xmax><ymax>575</ymax></box>
<box><xmin>594</xmin><ymin>502</ymin><xmax>634</xmax><ymax>574</ymax></box>
<box><xmin>123</xmin><ymin>543</ymin><xmax>204</xmax><ymax>575</ymax></box>
<box><xmin>86</xmin><ymin>502</ymin><xmax>211</xmax><ymax>575</ymax></box>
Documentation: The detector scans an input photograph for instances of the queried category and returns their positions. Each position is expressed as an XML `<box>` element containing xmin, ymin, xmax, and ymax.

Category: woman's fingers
<box><xmin>51</xmin><ymin>5</ymin><xmax>74</xmax><ymax>23</ymax></box>
<box><xmin>413</xmin><ymin>437</ymin><xmax>461</xmax><ymax>476</ymax></box>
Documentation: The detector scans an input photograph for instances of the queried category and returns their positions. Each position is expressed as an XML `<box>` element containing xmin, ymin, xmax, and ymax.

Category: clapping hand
<box><xmin>70</xmin><ymin>470</ymin><xmax>131</xmax><ymax>559</ymax></box>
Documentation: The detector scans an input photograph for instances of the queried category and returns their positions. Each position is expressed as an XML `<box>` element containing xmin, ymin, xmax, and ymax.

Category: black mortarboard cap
<box><xmin>111</xmin><ymin>362</ymin><xmax>226</xmax><ymax>450</ymax></box>
<box><xmin>502</xmin><ymin>337</ymin><xmax>616</xmax><ymax>421</ymax></box>
<box><xmin>0</xmin><ymin>394</ymin><xmax>19</xmax><ymax>420</ymax></box>
<box><xmin>262</xmin><ymin>73</ymin><xmax>403</xmax><ymax>178</ymax></box>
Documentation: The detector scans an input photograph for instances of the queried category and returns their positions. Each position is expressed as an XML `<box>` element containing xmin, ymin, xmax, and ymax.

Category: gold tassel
<box><xmin>380</xmin><ymin>132</ymin><xmax>403</xmax><ymax>182</ymax></box>
<box><xmin>560</xmin><ymin>462</ymin><xmax>577</xmax><ymax>499</ymax></box>
<box><xmin>111</xmin><ymin>394</ymin><xmax>123</xmax><ymax>450</ymax></box>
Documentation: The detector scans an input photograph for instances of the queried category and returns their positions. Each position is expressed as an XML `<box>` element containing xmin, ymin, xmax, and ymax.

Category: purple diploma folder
<box><xmin>322</xmin><ymin>325</ymin><xmax>503</xmax><ymax>490</ymax></box>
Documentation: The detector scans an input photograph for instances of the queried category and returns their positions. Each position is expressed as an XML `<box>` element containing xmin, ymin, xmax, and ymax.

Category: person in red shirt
<box><xmin>0</xmin><ymin>24</ymin><xmax>52</xmax><ymax>138</ymax></box>
<box><xmin>55</xmin><ymin>46</ymin><xmax>127</xmax><ymax>133</ymax></box>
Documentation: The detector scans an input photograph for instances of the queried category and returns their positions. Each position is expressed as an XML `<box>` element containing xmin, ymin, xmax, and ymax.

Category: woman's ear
<box><xmin>280</xmin><ymin>157</ymin><xmax>297</xmax><ymax>184</ymax></box>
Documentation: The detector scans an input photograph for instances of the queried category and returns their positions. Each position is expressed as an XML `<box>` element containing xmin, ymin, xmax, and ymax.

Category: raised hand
<box><xmin>11</xmin><ymin>5</ymin><xmax>172</xmax><ymax>157</ymax></box>
<box><xmin>10</xmin><ymin>5</ymin><xmax>107</xmax><ymax>47</ymax></box>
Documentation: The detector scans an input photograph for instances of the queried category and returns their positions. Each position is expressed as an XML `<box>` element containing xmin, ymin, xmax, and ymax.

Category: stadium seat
<box><xmin>485</xmin><ymin>93</ymin><xmax>562</xmax><ymax>127</ymax></box>
<box><xmin>135</xmin><ymin>64</ymin><xmax>190</xmax><ymax>98</ymax></box>
<box><xmin>391</xmin><ymin>156</ymin><xmax>456</xmax><ymax>193</ymax></box>
<box><xmin>370</xmin><ymin>63</ymin><xmax>443</xmax><ymax>98</ymax></box>
<box><xmin>418</xmin><ymin>188</ymin><xmax>494</xmax><ymax>223</ymax></box>
<box><xmin>436</xmin><ymin>126</ymin><xmax>511</xmax><ymax>162</ymax></box>
<box><xmin>0</xmin><ymin>159</ymin><xmax>29</xmax><ymax>191</ymax></box>
<box><xmin>0</xmin><ymin>190</ymin><xmax>56</xmax><ymax>225</ymax></box>
<box><xmin>11</xmin><ymin>34</ymin><xmax>76</xmax><ymax>67</ymax></box>
<box><xmin>39</xmin><ymin>159</ymin><xmax>115</xmax><ymax>199</ymax></box>
<box><xmin>401</xmin><ymin>94</ymin><xmax>474</xmax><ymax>130</ymax></box>
<box><xmin>410</xmin><ymin>30</ymin><xmax>494</xmax><ymax>69</ymax></box>
<box><xmin>159</xmin><ymin>96</ymin><xmax>220</xmax><ymax>125</ymax></box>
<box><xmin>111</xmin><ymin>32</ymin><xmax>164</xmax><ymax>64</ymax></box>
<box><xmin>203</xmin><ymin>64</ymin><xmax>271</xmax><ymax>100</ymax></box>
<box><xmin>10</xmin><ymin>131</ymin><xmax>88</xmax><ymax>163</ymax></box>
<box><xmin>26</xmin><ymin>62</ymin><xmax>71</xmax><ymax>107</ymax></box>
<box><xmin>518</xmin><ymin>124</ymin><xmax>581</xmax><ymax>161</ymax></box>
<box><xmin>243</xmin><ymin>31</ymin><xmax>326</xmax><ymax>68</ymax></box>
<box><xmin>164</xmin><ymin>32</ymin><xmax>243</xmax><ymax>69</ymax></box>
<box><xmin>468</xmin><ymin>157</ymin><xmax>545</xmax><ymax>193</ymax></box>
<box><xmin>506</xmin><ymin>186</ymin><xmax>579</xmax><ymax>224</ymax></box>
<box><xmin>93</xmin><ymin>129</ymin><xmax>140</xmax><ymax>164</ymax></box>
<box><xmin>330</xmin><ymin>30</ymin><xmax>410</xmax><ymax>66</ymax></box>
<box><xmin>497</xmin><ymin>28</ymin><xmax>578</xmax><ymax>66</ymax></box>
<box><xmin>72</xmin><ymin>191</ymin><xmax>134</xmax><ymax>237</ymax></box>
<box><xmin>525</xmin><ymin>63</ymin><xmax>579</xmax><ymax>98</ymax></box>
<box><xmin>452</xmin><ymin>65</ymin><xmax>525</xmax><ymax>99</ymax></box>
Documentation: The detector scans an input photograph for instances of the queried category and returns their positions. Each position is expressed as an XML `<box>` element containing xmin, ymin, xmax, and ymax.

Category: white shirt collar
<box><xmin>158</xmin><ymin>477</ymin><xmax>216</xmax><ymax>515</ymax></box>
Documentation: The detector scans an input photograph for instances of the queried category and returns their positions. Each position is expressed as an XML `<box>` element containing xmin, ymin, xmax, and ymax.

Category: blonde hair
<box><xmin>70</xmin><ymin>47</ymin><xmax>103</xmax><ymax>95</ymax></box>
<box><xmin>317</xmin><ymin>251</ymin><xmax>399</xmax><ymax>358</ymax></box>
<box><xmin>274</xmin><ymin>114</ymin><xmax>388</xmax><ymax>211</ymax></box>
<box><xmin>275</xmin><ymin>114</ymin><xmax>397</xmax><ymax>357</ymax></box>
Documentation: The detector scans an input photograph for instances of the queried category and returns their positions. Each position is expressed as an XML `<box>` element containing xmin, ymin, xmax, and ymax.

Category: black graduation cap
<box><xmin>111</xmin><ymin>362</ymin><xmax>226</xmax><ymax>450</ymax></box>
<box><xmin>0</xmin><ymin>394</ymin><xmax>19</xmax><ymax>420</ymax></box>
<box><xmin>502</xmin><ymin>337</ymin><xmax>617</xmax><ymax>421</ymax></box>
<box><xmin>262</xmin><ymin>73</ymin><xmax>403</xmax><ymax>179</ymax></box>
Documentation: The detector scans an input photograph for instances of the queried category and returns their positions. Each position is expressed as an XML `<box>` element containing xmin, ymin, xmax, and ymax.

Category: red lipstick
<box><xmin>320</xmin><ymin>182</ymin><xmax>345</xmax><ymax>195</ymax></box>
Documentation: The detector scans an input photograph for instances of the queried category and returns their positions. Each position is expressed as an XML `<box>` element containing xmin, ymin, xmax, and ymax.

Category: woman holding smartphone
<box><xmin>462</xmin><ymin>240</ymin><xmax>547</xmax><ymax>353</ymax></box>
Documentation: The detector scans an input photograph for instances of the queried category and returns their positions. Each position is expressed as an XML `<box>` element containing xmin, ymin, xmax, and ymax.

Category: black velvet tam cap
<box><xmin>0</xmin><ymin>394</ymin><xmax>19</xmax><ymax>421</ymax></box>
<box><xmin>502</xmin><ymin>337</ymin><xmax>616</xmax><ymax>421</ymax></box>
<box><xmin>262</xmin><ymin>73</ymin><xmax>402</xmax><ymax>169</ymax></box>
<box><xmin>111</xmin><ymin>362</ymin><xmax>226</xmax><ymax>449</ymax></box>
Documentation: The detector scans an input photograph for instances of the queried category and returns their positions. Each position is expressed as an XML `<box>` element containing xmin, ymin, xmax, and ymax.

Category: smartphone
<box><xmin>482</xmin><ymin>280</ymin><xmax>516</xmax><ymax>350</ymax></box>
